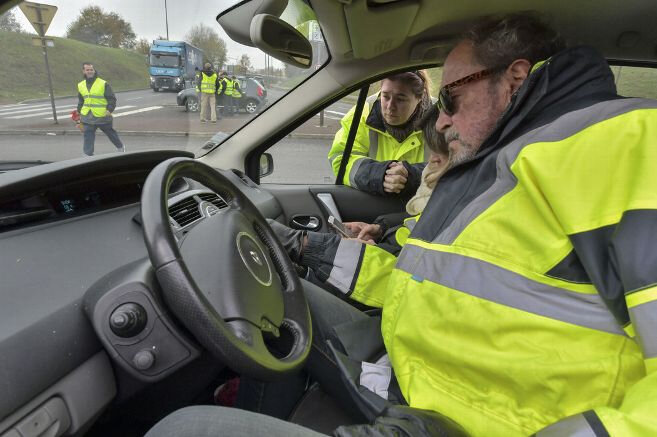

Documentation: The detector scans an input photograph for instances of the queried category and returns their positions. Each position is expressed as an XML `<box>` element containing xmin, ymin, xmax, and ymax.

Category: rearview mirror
<box><xmin>260</xmin><ymin>153</ymin><xmax>274</xmax><ymax>178</ymax></box>
<box><xmin>250</xmin><ymin>14</ymin><xmax>312</xmax><ymax>69</ymax></box>
<box><xmin>217</xmin><ymin>0</ymin><xmax>287</xmax><ymax>47</ymax></box>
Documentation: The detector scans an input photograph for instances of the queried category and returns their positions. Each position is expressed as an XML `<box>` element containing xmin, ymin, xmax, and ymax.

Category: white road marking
<box><xmin>0</xmin><ymin>103</ymin><xmax>55</xmax><ymax>114</ymax></box>
<box><xmin>1</xmin><ymin>104</ymin><xmax>76</xmax><ymax>116</ymax></box>
<box><xmin>0</xmin><ymin>103</ymin><xmax>24</xmax><ymax>109</ymax></box>
<box><xmin>325</xmin><ymin>110</ymin><xmax>346</xmax><ymax>116</ymax></box>
<box><xmin>125</xmin><ymin>97</ymin><xmax>143</xmax><ymax>101</ymax></box>
<box><xmin>42</xmin><ymin>106</ymin><xmax>136</xmax><ymax>120</ymax></box>
<box><xmin>112</xmin><ymin>106</ymin><xmax>163</xmax><ymax>117</ymax></box>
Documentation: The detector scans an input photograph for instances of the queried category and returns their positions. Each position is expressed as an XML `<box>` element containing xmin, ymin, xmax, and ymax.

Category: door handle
<box><xmin>290</xmin><ymin>215</ymin><xmax>321</xmax><ymax>231</ymax></box>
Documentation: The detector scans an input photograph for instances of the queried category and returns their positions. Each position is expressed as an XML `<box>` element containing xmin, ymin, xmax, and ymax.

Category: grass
<box><xmin>0</xmin><ymin>30</ymin><xmax>150</xmax><ymax>103</ymax></box>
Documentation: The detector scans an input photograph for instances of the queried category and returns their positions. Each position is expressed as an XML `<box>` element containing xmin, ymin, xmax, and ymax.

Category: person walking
<box><xmin>196</xmin><ymin>63</ymin><xmax>218</xmax><ymax>123</ymax></box>
<box><xmin>76</xmin><ymin>62</ymin><xmax>124</xmax><ymax>156</ymax></box>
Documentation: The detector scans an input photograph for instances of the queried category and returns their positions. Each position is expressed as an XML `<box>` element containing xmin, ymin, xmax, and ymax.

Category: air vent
<box><xmin>198</xmin><ymin>192</ymin><xmax>228</xmax><ymax>209</ymax></box>
<box><xmin>168</xmin><ymin>197</ymin><xmax>201</xmax><ymax>227</ymax></box>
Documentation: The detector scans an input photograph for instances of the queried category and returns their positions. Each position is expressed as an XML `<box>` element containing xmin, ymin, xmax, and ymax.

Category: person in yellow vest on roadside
<box><xmin>196</xmin><ymin>63</ymin><xmax>218</xmax><ymax>123</ymax></box>
<box><xmin>76</xmin><ymin>62</ymin><xmax>124</xmax><ymax>156</ymax></box>
<box><xmin>218</xmin><ymin>72</ymin><xmax>236</xmax><ymax>116</ymax></box>
<box><xmin>231</xmin><ymin>75</ymin><xmax>242</xmax><ymax>115</ymax></box>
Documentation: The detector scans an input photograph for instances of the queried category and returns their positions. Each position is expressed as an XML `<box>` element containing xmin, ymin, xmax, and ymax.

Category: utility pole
<box><xmin>164</xmin><ymin>0</ymin><xmax>170</xmax><ymax>40</ymax></box>
<box><xmin>20</xmin><ymin>2</ymin><xmax>59</xmax><ymax>124</ymax></box>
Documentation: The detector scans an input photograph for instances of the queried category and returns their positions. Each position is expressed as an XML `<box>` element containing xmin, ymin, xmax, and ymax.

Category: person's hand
<box><xmin>383</xmin><ymin>161</ymin><xmax>408</xmax><ymax>193</ymax></box>
<box><xmin>347</xmin><ymin>237</ymin><xmax>375</xmax><ymax>245</ymax></box>
<box><xmin>345</xmin><ymin>222</ymin><xmax>382</xmax><ymax>242</ymax></box>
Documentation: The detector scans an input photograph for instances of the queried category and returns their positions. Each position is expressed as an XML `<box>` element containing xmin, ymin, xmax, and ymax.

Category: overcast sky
<box><xmin>12</xmin><ymin>0</ymin><xmax>283</xmax><ymax>69</ymax></box>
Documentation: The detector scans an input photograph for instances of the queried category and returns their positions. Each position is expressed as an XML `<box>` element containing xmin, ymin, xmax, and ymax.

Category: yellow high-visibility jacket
<box><xmin>316</xmin><ymin>46</ymin><xmax>657</xmax><ymax>436</ymax></box>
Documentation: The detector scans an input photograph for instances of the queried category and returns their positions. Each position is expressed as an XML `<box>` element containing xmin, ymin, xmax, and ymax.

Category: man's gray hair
<box><xmin>465</xmin><ymin>12</ymin><xmax>566</xmax><ymax>70</ymax></box>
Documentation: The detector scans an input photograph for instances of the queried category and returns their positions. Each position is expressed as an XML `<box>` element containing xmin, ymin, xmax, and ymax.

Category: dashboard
<box><xmin>0</xmin><ymin>150</ymin><xmax>283</xmax><ymax>436</ymax></box>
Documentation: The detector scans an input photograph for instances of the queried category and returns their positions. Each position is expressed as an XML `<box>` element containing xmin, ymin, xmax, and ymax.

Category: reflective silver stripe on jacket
<box><xmin>434</xmin><ymin>98</ymin><xmax>657</xmax><ymax>245</ymax></box>
<box><xmin>397</xmin><ymin>244</ymin><xmax>624</xmax><ymax>335</ymax></box>
<box><xmin>368</xmin><ymin>129</ymin><xmax>379</xmax><ymax>159</ymax></box>
<box><xmin>348</xmin><ymin>157</ymin><xmax>374</xmax><ymax>189</ymax></box>
<box><xmin>535</xmin><ymin>413</ymin><xmax>601</xmax><ymax>437</ymax></box>
<box><xmin>326</xmin><ymin>239</ymin><xmax>363</xmax><ymax>294</ymax></box>
<box><xmin>629</xmin><ymin>301</ymin><xmax>657</xmax><ymax>358</ymax></box>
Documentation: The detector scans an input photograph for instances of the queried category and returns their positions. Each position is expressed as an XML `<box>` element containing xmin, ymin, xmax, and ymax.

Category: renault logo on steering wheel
<box><xmin>236</xmin><ymin>232</ymin><xmax>272</xmax><ymax>286</ymax></box>
<box><xmin>249</xmin><ymin>250</ymin><xmax>263</xmax><ymax>266</ymax></box>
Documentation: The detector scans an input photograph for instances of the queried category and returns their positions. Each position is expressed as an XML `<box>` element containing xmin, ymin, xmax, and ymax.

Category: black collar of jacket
<box><xmin>85</xmin><ymin>74</ymin><xmax>98</xmax><ymax>85</ymax></box>
<box><xmin>365</xmin><ymin>98</ymin><xmax>386</xmax><ymax>133</ymax></box>
<box><xmin>445</xmin><ymin>45</ymin><xmax>618</xmax><ymax>173</ymax></box>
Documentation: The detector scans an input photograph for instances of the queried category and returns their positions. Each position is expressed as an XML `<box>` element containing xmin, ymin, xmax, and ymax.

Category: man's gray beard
<box><xmin>447</xmin><ymin>141</ymin><xmax>477</xmax><ymax>168</ymax></box>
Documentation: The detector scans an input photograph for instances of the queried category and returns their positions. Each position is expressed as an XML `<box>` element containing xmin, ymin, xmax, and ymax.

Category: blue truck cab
<box><xmin>149</xmin><ymin>40</ymin><xmax>204</xmax><ymax>92</ymax></box>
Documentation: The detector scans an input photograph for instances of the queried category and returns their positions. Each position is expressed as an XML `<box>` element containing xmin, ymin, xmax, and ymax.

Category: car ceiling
<box><xmin>316</xmin><ymin>0</ymin><xmax>657</xmax><ymax>65</ymax></box>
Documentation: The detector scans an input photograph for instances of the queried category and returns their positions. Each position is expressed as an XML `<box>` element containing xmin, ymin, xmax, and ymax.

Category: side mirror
<box><xmin>250</xmin><ymin>14</ymin><xmax>312</xmax><ymax>69</ymax></box>
<box><xmin>260</xmin><ymin>153</ymin><xmax>274</xmax><ymax>178</ymax></box>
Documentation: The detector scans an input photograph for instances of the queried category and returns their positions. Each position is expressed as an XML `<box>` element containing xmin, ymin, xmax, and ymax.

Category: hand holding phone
<box><xmin>328</xmin><ymin>215</ymin><xmax>353</xmax><ymax>238</ymax></box>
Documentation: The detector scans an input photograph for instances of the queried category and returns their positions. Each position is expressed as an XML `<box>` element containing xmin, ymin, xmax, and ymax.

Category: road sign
<box><xmin>19</xmin><ymin>2</ymin><xmax>58</xmax><ymax>36</ymax></box>
<box><xmin>19</xmin><ymin>2</ymin><xmax>59</xmax><ymax>124</ymax></box>
<box><xmin>31</xmin><ymin>37</ymin><xmax>55</xmax><ymax>47</ymax></box>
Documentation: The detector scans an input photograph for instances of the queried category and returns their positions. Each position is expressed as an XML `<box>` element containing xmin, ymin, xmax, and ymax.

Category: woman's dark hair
<box><xmin>465</xmin><ymin>12</ymin><xmax>566</xmax><ymax>70</ymax></box>
<box><xmin>383</xmin><ymin>70</ymin><xmax>431</xmax><ymax>98</ymax></box>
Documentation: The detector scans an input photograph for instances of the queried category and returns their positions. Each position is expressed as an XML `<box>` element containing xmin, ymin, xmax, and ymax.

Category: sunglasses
<box><xmin>437</xmin><ymin>67</ymin><xmax>500</xmax><ymax>116</ymax></box>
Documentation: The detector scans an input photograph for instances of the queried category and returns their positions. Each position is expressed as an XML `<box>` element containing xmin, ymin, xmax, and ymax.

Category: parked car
<box><xmin>176</xmin><ymin>76</ymin><xmax>268</xmax><ymax>114</ymax></box>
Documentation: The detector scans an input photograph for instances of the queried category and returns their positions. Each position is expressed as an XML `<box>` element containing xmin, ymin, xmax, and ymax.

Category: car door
<box><xmin>251</xmin><ymin>83</ymin><xmax>419</xmax><ymax>233</ymax></box>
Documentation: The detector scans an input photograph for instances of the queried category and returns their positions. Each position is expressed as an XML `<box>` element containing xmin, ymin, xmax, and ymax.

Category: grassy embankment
<box><xmin>0</xmin><ymin>30</ymin><xmax>150</xmax><ymax>104</ymax></box>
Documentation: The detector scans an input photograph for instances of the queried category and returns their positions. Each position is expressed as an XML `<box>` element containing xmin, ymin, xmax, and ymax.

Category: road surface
<box><xmin>0</xmin><ymin>88</ymin><xmax>352</xmax><ymax>184</ymax></box>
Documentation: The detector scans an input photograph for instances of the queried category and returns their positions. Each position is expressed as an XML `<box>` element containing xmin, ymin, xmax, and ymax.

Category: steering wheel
<box><xmin>140</xmin><ymin>158</ymin><xmax>311</xmax><ymax>380</ymax></box>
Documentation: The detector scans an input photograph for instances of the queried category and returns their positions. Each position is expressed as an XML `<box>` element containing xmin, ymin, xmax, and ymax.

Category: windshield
<box><xmin>0</xmin><ymin>0</ymin><xmax>327</xmax><ymax>164</ymax></box>
<box><xmin>150</xmin><ymin>54</ymin><xmax>180</xmax><ymax>68</ymax></box>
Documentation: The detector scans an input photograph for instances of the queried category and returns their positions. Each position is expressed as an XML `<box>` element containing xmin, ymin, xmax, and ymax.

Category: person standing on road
<box><xmin>231</xmin><ymin>75</ymin><xmax>242</xmax><ymax>115</ymax></box>
<box><xmin>196</xmin><ymin>63</ymin><xmax>218</xmax><ymax>123</ymax></box>
<box><xmin>77</xmin><ymin>63</ymin><xmax>124</xmax><ymax>156</ymax></box>
<box><xmin>218</xmin><ymin>72</ymin><xmax>235</xmax><ymax>116</ymax></box>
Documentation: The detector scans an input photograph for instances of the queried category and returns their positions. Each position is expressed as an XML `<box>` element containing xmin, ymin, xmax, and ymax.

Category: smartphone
<box><xmin>328</xmin><ymin>215</ymin><xmax>352</xmax><ymax>238</ymax></box>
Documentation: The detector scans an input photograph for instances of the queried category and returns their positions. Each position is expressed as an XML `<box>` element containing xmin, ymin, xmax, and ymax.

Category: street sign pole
<box><xmin>20</xmin><ymin>2</ymin><xmax>58</xmax><ymax>124</ymax></box>
<box><xmin>35</xmin><ymin>5</ymin><xmax>57</xmax><ymax>124</ymax></box>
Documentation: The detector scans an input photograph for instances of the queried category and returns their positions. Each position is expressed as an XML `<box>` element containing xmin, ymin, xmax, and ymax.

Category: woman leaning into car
<box><xmin>328</xmin><ymin>70</ymin><xmax>434</xmax><ymax>198</ymax></box>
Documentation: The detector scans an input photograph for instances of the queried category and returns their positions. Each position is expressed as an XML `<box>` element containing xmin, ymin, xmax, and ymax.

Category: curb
<box><xmin>0</xmin><ymin>130</ymin><xmax>336</xmax><ymax>140</ymax></box>
<box><xmin>18</xmin><ymin>88</ymin><xmax>152</xmax><ymax>104</ymax></box>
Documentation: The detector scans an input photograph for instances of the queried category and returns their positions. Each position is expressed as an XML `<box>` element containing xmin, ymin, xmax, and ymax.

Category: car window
<box><xmin>0</xmin><ymin>0</ymin><xmax>327</xmax><ymax>165</ymax></box>
<box><xmin>611</xmin><ymin>65</ymin><xmax>657</xmax><ymax>99</ymax></box>
<box><xmin>262</xmin><ymin>67</ymin><xmax>443</xmax><ymax>185</ymax></box>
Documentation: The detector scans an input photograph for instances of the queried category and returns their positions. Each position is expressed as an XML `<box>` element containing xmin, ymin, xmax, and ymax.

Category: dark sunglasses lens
<box><xmin>438</xmin><ymin>88</ymin><xmax>453</xmax><ymax>115</ymax></box>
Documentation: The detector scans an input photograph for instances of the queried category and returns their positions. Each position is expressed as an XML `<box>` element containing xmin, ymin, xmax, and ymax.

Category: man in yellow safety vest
<box><xmin>76</xmin><ymin>62</ymin><xmax>125</xmax><ymax>156</ymax></box>
<box><xmin>196</xmin><ymin>63</ymin><xmax>218</xmax><ymax>123</ymax></box>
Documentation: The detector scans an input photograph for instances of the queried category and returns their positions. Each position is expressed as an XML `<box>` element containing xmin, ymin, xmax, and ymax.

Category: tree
<box><xmin>135</xmin><ymin>37</ymin><xmax>150</xmax><ymax>55</ymax></box>
<box><xmin>0</xmin><ymin>8</ymin><xmax>23</xmax><ymax>32</ymax></box>
<box><xmin>185</xmin><ymin>24</ymin><xmax>226</xmax><ymax>67</ymax></box>
<box><xmin>66</xmin><ymin>6</ymin><xmax>136</xmax><ymax>49</ymax></box>
<box><xmin>238</xmin><ymin>54</ymin><xmax>252</xmax><ymax>74</ymax></box>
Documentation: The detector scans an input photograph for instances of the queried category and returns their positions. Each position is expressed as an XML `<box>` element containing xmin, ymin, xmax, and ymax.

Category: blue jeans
<box><xmin>83</xmin><ymin>121</ymin><xmax>123</xmax><ymax>156</ymax></box>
